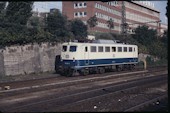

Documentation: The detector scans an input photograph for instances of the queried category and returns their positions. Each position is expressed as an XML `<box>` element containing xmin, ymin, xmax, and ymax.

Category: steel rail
<box><xmin>3</xmin><ymin>74</ymin><xmax>167</xmax><ymax>112</ymax></box>
<box><xmin>124</xmin><ymin>94</ymin><xmax>167</xmax><ymax>112</ymax></box>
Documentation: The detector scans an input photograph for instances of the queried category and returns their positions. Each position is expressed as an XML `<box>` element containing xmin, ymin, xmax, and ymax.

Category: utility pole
<box><xmin>121</xmin><ymin>1</ymin><xmax>127</xmax><ymax>36</ymax></box>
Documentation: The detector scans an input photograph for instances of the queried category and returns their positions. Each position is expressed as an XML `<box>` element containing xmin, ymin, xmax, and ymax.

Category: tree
<box><xmin>107</xmin><ymin>18</ymin><xmax>114</xmax><ymax>33</ymax></box>
<box><xmin>70</xmin><ymin>19</ymin><xmax>88</xmax><ymax>40</ymax></box>
<box><xmin>133</xmin><ymin>25</ymin><xmax>157</xmax><ymax>46</ymax></box>
<box><xmin>5</xmin><ymin>2</ymin><xmax>34</xmax><ymax>25</ymax></box>
<box><xmin>28</xmin><ymin>16</ymin><xmax>41</xmax><ymax>27</ymax></box>
<box><xmin>133</xmin><ymin>25</ymin><xmax>167</xmax><ymax>59</ymax></box>
<box><xmin>87</xmin><ymin>15</ymin><xmax>98</xmax><ymax>29</ymax></box>
<box><xmin>149</xmin><ymin>41</ymin><xmax>167</xmax><ymax>59</ymax></box>
<box><xmin>0</xmin><ymin>2</ymin><xmax>6</xmax><ymax>13</ymax></box>
<box><xmin>0</xmin><ymin>2</ymin><xmax>37</xmax><ymax>46</ymax></box>
<box><xmin>0</xmin><ymin>2</ymin><xmax>6</xmax><ymax>22</ymax></box>
<box><xmin>46</xmin><ymin>10</ymin><xmax>69</xmax><ymax>41</ymax></box>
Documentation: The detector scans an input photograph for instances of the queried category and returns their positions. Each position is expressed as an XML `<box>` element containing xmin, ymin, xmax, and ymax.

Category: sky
<box><xmin>33</xmin><ymin>1</ymin><xmax>168</xmax><ymax>24</ymax></box>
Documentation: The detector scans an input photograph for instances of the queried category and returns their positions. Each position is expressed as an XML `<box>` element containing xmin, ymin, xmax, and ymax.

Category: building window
<box><xmin>84</xmin><ymin>12</ymin><xmax>87</xmax><ymax>16</ymax></box>
<box><xmin>74</xmin><ymin>12</ymin><xmax>78</xmax><ymax>17</ymax></box>
<box><xmin>84</xmin><ymin>2</ymin><xmax>86</xmax><ymax>7</ymax></box>
<box><xmin>80</xmin><ymin>12</ymin><xmax>82</xmax><ymax>16</ymax></box>
<box><xmin>75</xmin><ymin>3</ymin><xmax>78</xmax><ymax>7</ymax></box>
<box><xmin>79</xmin><ymin>3</ymin><xmax>82</xmax><ymax>7</ymax></box>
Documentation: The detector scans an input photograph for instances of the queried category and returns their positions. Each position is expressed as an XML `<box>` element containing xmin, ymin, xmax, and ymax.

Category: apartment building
<box><xmin>125</xmin><ymin>1</ymin><xmax>160</xmax><ymax>34</ymax></box>
<box><xmin>62</xmin><ymin>1</ymin><xmax>165</xmax><ymax>34</ymax></box>
<box><xmin>63</xmin><ymin>1</ymin><xmax>122</xmax><ymax>33</ymax></box>
<box><xmin>160</xmin><ymin>23</ymin><xmax>167</xmax><ymax>35</ymax></box>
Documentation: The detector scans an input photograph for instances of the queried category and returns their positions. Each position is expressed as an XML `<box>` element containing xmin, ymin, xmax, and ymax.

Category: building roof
<box><xmin>131</xmin><ymin>1</ymin><xmax>160</xmax><ymax>13</ymax></box>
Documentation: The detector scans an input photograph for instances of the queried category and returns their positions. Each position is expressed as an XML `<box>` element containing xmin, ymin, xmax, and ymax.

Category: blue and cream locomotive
<box><xmin>55</xmin><ymin>39</ymin><xmax>138</xmax><ymax>76</ymax></box>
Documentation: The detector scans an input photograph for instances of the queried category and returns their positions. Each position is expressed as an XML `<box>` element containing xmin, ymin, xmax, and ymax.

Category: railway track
<box><xmin>50</xmin><ymin>75</ymin><xmax>167</xmax><ymax>112</ymax></box>
<box><xmin>124</xmin><ymin>94</ymin><xmax>167</xmax><ymax>112</ymax></box>
<box><xmin>0</xmin><ymin>65</ymin><xmax>167</xmax><ymax>91</ymax></box>
<box><xmin>0</xmin><ymin>67</ymin><xmax>167</xmax><ymax>98</ymax></box>
<box><xmin>0</xmin><ymin>66</ymin><xmax>167</xmax><ymax>111</ymax></box>
<box><xmin>0</xmin><ymin>73</ymin><xmax>167</xmax><ymax>112</ymax></box>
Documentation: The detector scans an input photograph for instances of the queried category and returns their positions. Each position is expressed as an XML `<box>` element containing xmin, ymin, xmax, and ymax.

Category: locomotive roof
<box><xmin>62</xmin><ymin>42</ymin><xmax>137</xmax><ymax>46</ymax></box>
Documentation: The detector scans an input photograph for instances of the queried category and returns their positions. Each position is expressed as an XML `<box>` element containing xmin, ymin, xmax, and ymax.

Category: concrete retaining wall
<box><xmin>0</xmin><ymin>52</ymin><xmax>5</xmax><ymax>76</ymax></box>
<box><xmin>0</xmin><ymin>42</ymin><xmax>61</xmax><ymax>76</ymax></box>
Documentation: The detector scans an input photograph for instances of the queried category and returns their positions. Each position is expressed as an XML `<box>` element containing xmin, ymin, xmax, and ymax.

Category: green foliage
<box><xmin>0</xmin><ymin>2</ymin><xmax>89</xmax><ymax>47</ymax></box>
<box><xmin>87</xmin><ymin>15</ymin><xmax>98</xmax><ymax>28</ymax></box>
<box><xmin>132</xmin><ymin>25</ymin><xmax>167</xmax><ymax>59</ymax></box>
<box><xmin>153</xmin><ymin>58</ymin><xmax>168</xmax><ymax>66</ymax></box>
<box><xmin>160</xmin><ymin>30</ymin><xmax>168</xmax><ymax>47</ymax></box>
<box><xmin>148</xmin><ymin>41</ymin><xmax>167</xmax><ymax>59</ymax></box>
<box><xmin>46</xmin><ymin>10</ymin><xmax>70</xmax><ymax>41</ymax></box>
<box><xmin>0</xmin><ymin>2</ymin><xmax>6</xmax><ymax>22</ymax></box>
<box><xmin>28</xmin><ymin>16</ymin><xmax>41</xmax><ymax>27</ymax></box>
<box><xmin>146</xmin><ymin>56</ymin><xmax>167</xmax><ymax>67</ymax></box>
<box><xmin>0</xmin><ymin>2</ymin><xmax>37</xmax><ymax>47</ymax></box>
<box><xmin>146</xmin><ymin>56</ymin><xmax>154</xmax><ymax>66</ymax></box>
<box><xmin>0</xmin><ymin>2</ymin><xmax>6</xmax><ymax>13</ymax></box>
<box><xmin>70</xmin><ymin>19</ymin><xmax>88</xmax><ymax>40</ymax></box>
<box><xmin>94</xmin><ymin>25</ymin><xmax>167</xmax><ymax>60</ymax></box>
<box><xmin>95</xmin><ymin>32</ymin><xmax>115</xmax><ymax>40</ymax></box>
<box><xmin>5</xmin><ymin>2</ymin><xmax>33</xmax><ymax>25</ymax></box>
<box><xmin>107</xmin><ymin>18</ymin><xmax>114</xmax><ymax>32</ymax></box>
<box><xmin>133</xmin><ymin>25</ymin><xmax>157</xmax><ymax>46</ymax></box>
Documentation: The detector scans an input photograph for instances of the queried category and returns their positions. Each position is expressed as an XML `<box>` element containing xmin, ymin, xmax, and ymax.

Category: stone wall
<box><xmin>0</xmin><ymin>52</ymin><xmax>5</xmax><ymax>76</ymax></box>
<box><xmin>0</xmin><ymin>43</ymin><xmax>61</xmax><ymax>76</ymax></box>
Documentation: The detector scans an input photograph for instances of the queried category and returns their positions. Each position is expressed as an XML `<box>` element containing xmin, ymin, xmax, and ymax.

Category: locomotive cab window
<box><xmin>85</xmin><ymin>47</ymin><xmax>88</xmax><ymax>52</ymax></box>
<box><xmin>112</xmin><ymin>47</ymin><xmax>116</xmax><ymax>52</ymax></box>
<box><xmin>70</xmin><ymin>46</ymin><xmax>77</xmax><ymax>52</ymax></box>
<box><xmin>105</xmin><ymin>46</ymin><xmax>110</xmax><ymax>52</ymax></box>
<box><xmin>129</xmin><ymin>47</ymin><xmax>132</xmax><ymax>52</ymax></box>
<box><xmin>62</xmin><ymin>46</ymin><xmax>67</xmax><ymax>52</ymax></box>
<box><xmin>118</xmin><ymin>47</ymin><xmax>122</xmax><ymax>52</ymax></box>
<box><xmin>91</xmin><ymin>46</ymin><xmax>96</xmax><ymax>52</ymax></box>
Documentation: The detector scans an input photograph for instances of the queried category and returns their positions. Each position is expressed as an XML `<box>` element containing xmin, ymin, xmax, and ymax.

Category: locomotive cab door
<box><xmin>133</xmin><ymin>46</ymin><xmax>136</xmax><ymax>62</ymax></box>
<box><xmin>84</xmin><ymin>46</ymin><xmax>89</xmax><ymax>66</ymax></box>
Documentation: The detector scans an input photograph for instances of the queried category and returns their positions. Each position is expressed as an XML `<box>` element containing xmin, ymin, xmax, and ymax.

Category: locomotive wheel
<box><xmin>130</xmin><ymin>64</ymin><xmax>135</xmax><ymax>70</ymax></box>
<box><xmin>80</xmin><ymin>69</ymin><xmax>89</xmax><ymax>76</ymax></box>
<box><xmin>127</xmin><ymin>64</ymin><xmax>130</xmax><ymax>70</ymax></box>
<box><xmin>128</xmin><ymin>64</ymin><xmax>135</xmax><ymax>70</ymax></box>
<box><xmin>98</xmin><ymin>67</ymin><xmax>105</xmax><ymax>74</ymax></box>
<box><xmin>110</xmin><ymin>66</ymin><xmax>115</xmax><ymax>72</ymax></box>
<box><xmin>116</xmin><ymin>66</ymin><xmax>122</xmax><ymax>72</ymax></box>
<box><xmin>67</xmin><ymin>69</ymin><xmax>73</xmax><ymax>77</ymax></box>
